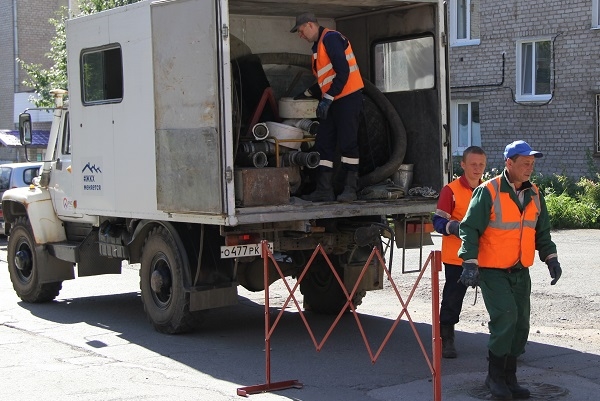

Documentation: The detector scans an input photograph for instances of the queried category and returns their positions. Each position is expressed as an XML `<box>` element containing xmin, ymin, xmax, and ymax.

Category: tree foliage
<box><xmin>18</xmin><ymin>0</ymin><xmax>141</xmax><ymax>107</ymax></box>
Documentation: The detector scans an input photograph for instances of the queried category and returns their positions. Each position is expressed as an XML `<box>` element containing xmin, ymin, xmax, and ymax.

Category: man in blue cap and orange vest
<box><xmin>458</xmin><ymin>140</ymin><xmax>563</xmax><ymax>400</ymax></box>
<box><xmin>291</xmin><ymin>12</ymin><xmax>364</xmax><ymax>202</ymax></box>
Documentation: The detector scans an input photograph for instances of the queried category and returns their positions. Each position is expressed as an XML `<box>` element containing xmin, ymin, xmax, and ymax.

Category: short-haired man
<box><xmin>433</xmin><ymin>145</ymin><xmax>487</xmax><ymax>358</ymax></box>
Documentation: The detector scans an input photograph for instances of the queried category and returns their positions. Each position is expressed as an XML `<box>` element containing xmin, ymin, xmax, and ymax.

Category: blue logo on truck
<box><xmin>82</xmin><ymin>161</ymin><xmax>102</xmax><ymax>191</ymax></box>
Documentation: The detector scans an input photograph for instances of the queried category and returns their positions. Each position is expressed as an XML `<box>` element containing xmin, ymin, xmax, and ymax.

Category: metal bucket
<box><xmin>392</xmin><ymin>164</ymin><xmax>413</xmax><ymax>194</ymax></box>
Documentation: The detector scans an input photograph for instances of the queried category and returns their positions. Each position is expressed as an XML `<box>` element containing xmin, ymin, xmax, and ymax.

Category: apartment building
<box><xmin>0</xmin><ymin>1</ymin><xmax>70</xmax><ymax>129</ymax></box>
<box><xmin>448</xmin><ymin>0</ymin><xmax>600</xmax><ymax>177</ymax></box>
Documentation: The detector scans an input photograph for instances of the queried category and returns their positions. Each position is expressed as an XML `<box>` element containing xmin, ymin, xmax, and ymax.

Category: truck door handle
<box><xmin>56</xmin><ymin>158</ymin><xmax>63</xmax><ymax>170</ymax></box>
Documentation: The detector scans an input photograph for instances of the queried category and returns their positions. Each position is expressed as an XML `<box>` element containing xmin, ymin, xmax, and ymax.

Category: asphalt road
<box><xmin>0</xmin><ymin>230</ymin><xmax>599</xmax><ymax>401</ymax></box>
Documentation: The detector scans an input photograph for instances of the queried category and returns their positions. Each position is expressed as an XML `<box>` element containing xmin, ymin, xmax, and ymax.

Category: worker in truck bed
<box><xmin>433</xmin><ymin>145</ymin><xmax>487</xmax><ymax>358</ymax></box>
<box><xmin>290</xmin><ymin>12</ymin><xmax>364</xmax><ymax>202</ymax></box>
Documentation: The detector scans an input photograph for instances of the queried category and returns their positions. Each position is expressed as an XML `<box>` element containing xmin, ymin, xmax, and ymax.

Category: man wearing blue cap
<box><xmin>458</xmin><ymin>140</ymin><xmax>562</xmax><ymax>400</ymax></box>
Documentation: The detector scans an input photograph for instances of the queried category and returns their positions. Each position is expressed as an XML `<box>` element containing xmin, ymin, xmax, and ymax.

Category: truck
<box><xmin>7</xmin><ymin>0</ymin><xmax>450</xmax><ymax>333</ymax></box>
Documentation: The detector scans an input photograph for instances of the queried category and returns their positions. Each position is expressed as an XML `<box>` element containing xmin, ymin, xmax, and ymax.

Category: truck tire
<box><xmin>7</xmin><ymin>217</ymin><xmax>62</xmax><ymax>302</ymax></box>
<box><xmin>300</xmin><ymin>256</ymin><xmax>350</xmax><ymax>315</ymax></box>
<box><xmin>140</xmin><ymin>226</ymin><xmax>197</xmax><ymax>334</ymax></box>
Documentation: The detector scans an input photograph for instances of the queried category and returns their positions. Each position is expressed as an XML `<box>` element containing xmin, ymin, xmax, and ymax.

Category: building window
<box><xmin>373</xmin><ymin>36</ymin><xmax>435</xmax><ymax>93</ymax></box>
<box><xmin>593</xmin><ymin>0</ymin><xmax>600</xmax><ymax>28</ymax></box>
<box><xmin>449</xmin><ymin>0</ymin><xmax>480</xmax><ymax>46</ymax></box>
<box><xmin>516</xmin><ymin>39</ymin><xmax>552</xmax><ymax>102</ymax></box>
<box><xmin>81</xmin><ymin>44</ymin><xmax>123</xmax><ymax>104</ymax></box>
<box><xmin>451</xmin><ymin>100</ymin><xmax>480</xmax><ymax>155</ymax></box>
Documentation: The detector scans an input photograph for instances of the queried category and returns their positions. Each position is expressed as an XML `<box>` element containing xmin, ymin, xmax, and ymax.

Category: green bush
<box><xmin>532</xmin><ymin>173</ymin><xmax>577</xmax><ymax>198</ymax></box>
<box><xmin>577</xmin><ymin>175</ymin><xmax>600</xmax><ymax>206</ymax></box>
<box><xmin>545</xmin><ymin>192</ymin><xmax>600</xmax><ymax>229</ymax></box>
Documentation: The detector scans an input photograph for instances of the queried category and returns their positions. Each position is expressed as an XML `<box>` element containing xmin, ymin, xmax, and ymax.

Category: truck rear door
<box><xmin>151</xmin><ymin>0</ymin><xmax>229</xmax><ymax>215</ymax></box>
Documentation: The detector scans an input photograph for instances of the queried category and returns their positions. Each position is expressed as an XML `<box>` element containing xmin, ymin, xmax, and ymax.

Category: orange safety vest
<box><xmin>441</xmin><ymin>179</ymin><xmax>474</xmax><ymax>265</ymax></box>
<box><xmin>478</xmin><ymin>176</ymin><xmax>541</xmax><ymax>268</ymax></box>
<box><xmin>313</xmin><ymin>28</ymin><xmax>364</xmax><ymax>99</ymax></box>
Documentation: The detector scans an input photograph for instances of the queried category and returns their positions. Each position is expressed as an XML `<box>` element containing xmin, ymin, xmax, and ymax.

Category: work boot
<box><xmin>440</xmin><ymin>324</ymin><xmax>457</xmax><ymax>358</ymax></box>
<box><xmin>302</xmin><ymin>171</ymin><xmax>335</xmax><ymax>202</ymax></box>
<box><xmin>336</xmin><ymin>171</ymin><xmax>358</xmax><ymax>202</ymax></box>
<box><xmin>505</xmin><ymin>355</ymin><xmax>530</xmax><ymax>399</ymax></box>
<box><xmin>485</xmin><ymin>351</ymin><xmax>513</xmax><ymax>400</ymax></box>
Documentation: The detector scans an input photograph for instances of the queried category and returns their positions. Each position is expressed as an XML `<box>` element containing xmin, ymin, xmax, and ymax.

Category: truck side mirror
<box><xmin>19</xmin><ymin>113</ymin><xmax>33</xmax><ymax>145</ymax></box>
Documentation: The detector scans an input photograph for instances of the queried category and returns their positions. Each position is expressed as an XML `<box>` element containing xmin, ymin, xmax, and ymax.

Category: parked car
<box><xmin>0</xmin><ymin>162</ymin><xmax>43</xmax><ymax>233</ymax></box>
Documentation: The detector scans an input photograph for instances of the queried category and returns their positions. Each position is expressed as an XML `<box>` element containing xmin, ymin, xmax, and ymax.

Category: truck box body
<box><xmin>62</xmin><ymin>0</ymin><xmax>448</xmax><ymax>226</ymax></box>
<box><xmin>6</xmin><ymin>0</ymin><xmax>450</xmax><ymax>333</ymax></box>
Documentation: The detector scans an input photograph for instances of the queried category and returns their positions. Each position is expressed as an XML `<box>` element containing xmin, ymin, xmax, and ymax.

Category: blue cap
<box><xmin>503</xmin><ymin>140</ymin><xmax>543</xmax><ymax>160</ymax></box>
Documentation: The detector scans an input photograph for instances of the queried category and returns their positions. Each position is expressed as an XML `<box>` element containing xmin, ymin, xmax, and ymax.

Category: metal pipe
<box><xmin>236</xmin><ymin>151</ymin><xmax>268</xmax><ymax>168</ymax></box>
<box><xmin>252</xmin><ymin>122</ymin><xmax>269</xmax><ymax>140</ymax></box>
<box><xmin>13</xmin><ymin>0</ymin><xmax>19</xmax><ymax>92</ymax></box>
<box><xmin>294</xmin><ymin>118</ymin><xmax>319</xmax><ymax>135</ymax></box>
<box><xmin>279</xmin><ymin>151</ymin><xmax>320</xmax><ymax>169</ymax></box>
<box><xmin>239</xmin><ymin>141</ymin><xmax>276</xmax><ymax>155</ymax></box>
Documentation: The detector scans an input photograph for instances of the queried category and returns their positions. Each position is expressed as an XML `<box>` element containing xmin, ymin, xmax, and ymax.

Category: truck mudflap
<box><xmin>2</xmin><ymin>186</ymin><xmax>67</xmax><ymax>243</ymax></box>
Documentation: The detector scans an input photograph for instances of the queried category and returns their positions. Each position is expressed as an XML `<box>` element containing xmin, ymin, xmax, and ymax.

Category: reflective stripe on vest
<box><xmin>313</xmin><ymin>29</ymin><xmax>364</xmax><ymax>100</ymax></box>
<box><xmin>478</xmin><ymin>176</ymin><xmax>541</xmax><ymax>268</ymax></box>
<box><xmin>441</xmin><ymin>179</ymin><xmax>474</xmax><ymax>265</ymax></box>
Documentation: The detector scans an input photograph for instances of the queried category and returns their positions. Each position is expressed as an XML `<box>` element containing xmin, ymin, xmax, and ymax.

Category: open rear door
<box><xmin>151</xmin><ymin>0</ymin><xmax>224</xmax><ymax>214</ymax></box>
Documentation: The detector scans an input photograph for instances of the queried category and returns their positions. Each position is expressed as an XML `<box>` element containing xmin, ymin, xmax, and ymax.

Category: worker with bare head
<box><xmin>433</xmin><ymin>145</ymin><xmax>487</xmax><ymax>359</ymax></box>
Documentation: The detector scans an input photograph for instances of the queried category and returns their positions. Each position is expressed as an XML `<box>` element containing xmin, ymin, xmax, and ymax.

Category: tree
<box><xmin>18</xmin><ymin>0</ymin><xmax>141</xmax><ymax>107</ymax></box>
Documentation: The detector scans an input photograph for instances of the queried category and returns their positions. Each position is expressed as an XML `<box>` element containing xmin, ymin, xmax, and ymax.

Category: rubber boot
<box><xmin>505</xmin><ymin>355</ymin><xmax>530</xmax><ymax>399</ymax></box>
<box><xmin>336</xmin><ymin>171</ymin><xmax>358</xmax><ymax>202</ymax></box>
<box><xmin>440</xmin><ymin>324</ymin><xmax>457</xmax><ymax>358</ymax></box>
<box><xmin>302</xmin><ymin>171</ymin><xmax>335</xmax><ymax>202</ymax></box>
<box><xmin>485</xmin><ymin>351</ymin><xmax>513</xmax><ymax>400</ymax></box>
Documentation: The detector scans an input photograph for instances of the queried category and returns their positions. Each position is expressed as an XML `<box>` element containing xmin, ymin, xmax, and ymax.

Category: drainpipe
<box><xmin>13</xmin><ymin>0</ymin><xmax>19</xmax><ymax>92</ymax></box>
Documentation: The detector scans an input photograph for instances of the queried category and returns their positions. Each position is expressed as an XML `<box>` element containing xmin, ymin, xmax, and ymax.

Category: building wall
<box><xmin>0</xmin><ymin>0</ymin><xmax>17</xmax><ymax>130</ymax></box>
<box><xmin>0</xmin><ymin>0</ymin><xmax>68</xmax><ymax>130</ymax></box>
<box><xmin>449</xmin><ymin>0</ymin><xmax>600</xmax><ymax>178</ymax></box>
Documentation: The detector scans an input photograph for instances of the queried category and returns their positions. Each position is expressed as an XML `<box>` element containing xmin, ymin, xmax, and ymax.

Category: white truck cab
<box><xmin>6</xmin><ymin>0</ymin><xmax>450</xmax><ymax>333</ymax></box>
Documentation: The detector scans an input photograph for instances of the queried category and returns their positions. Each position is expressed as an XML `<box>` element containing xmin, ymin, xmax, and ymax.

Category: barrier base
<box><xmin>237</xmin><ymin>380</ymin><xmax>303</xmax><ymax>397</ymax></box>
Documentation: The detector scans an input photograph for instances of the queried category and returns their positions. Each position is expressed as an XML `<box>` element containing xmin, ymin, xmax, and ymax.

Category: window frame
<box><xmin>450</xmin><ymin>99</ymin><xmax>481</xmax><ymax>156</ymax></box>
<box><xmin>515</xmin><ymin>37</ymin><xmax>552</xmax><ymax>102</ymax></box>
<box><xmin>593</xmin><ymin>0</ymin><xmax>600</xmax><ymax>28</ymax></box>
<box><xmin>449</xmin><ymin>0</ymin><xmax>480</xmax><ymax>47</ymax></box>
<box><xmin>80</xmin><ymin>44</ymin><xmax>124</xmax><ymax>105</ymax></box>
<box><xmin>61</xmin><ymin>111</ymin><xmax>71</xmax><ymax>155</ymax></box>
<box><xmin>372</xmin><ymin>34</ymin><xmax>436</xmax><ymax>93</ymax></box>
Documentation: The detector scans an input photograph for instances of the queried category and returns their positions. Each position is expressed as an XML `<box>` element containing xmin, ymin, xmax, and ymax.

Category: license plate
<box><xmin>220</xmin><ymin>242</ymin><xmax>273</xmax><ymax>259</ymax></box>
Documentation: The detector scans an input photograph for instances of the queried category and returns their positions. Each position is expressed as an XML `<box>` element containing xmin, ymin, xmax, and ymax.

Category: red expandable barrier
<box><xmin>237</xmin><ymin>242</ymin><xmax>443</xmax><ymax>401</ymax></box>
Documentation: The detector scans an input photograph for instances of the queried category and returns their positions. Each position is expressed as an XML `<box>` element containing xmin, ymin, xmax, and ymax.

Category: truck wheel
<box><xmin>300</xmin><ymin>256</ymin><xmax>350</xmax><ymax>315</ymax></box>
<box><xmin>7</xmin><ymin>217</ymin><xmax>62</xmax><ymax>302</ymax></box>
<box><xmin>140</xmin><ymin>226</ymin><xmax>196</xmax><ymax>334</ymax></box>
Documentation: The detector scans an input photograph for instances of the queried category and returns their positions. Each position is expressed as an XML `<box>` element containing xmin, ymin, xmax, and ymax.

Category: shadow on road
<box><xmin>16</xmin><ymin>287</ymin><xmax>600</xmax><ymax>401</ymax></box>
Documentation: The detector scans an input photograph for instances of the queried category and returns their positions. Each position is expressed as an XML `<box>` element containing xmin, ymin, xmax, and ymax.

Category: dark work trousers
<box><xmin>315</xmin><ymin>90</ymin><xmax>363</xmax><ymax>173</ymax></box>
<box><xmin>479</xmin><ymin>267</ymin><xmax>531</xmax><ymax>357</ymax></box>
<box><xmin>440</xmin><ymin>263</ymin><xmax>468</xmax><ymax>326</ymax></box>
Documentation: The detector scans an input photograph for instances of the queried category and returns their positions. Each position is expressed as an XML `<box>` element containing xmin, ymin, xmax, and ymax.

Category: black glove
<box><xmin>293</xmin><ymin>88</ymin><xmax>312</xmax><ymax>100</ymax></box>
<box><xmin>316</xmin><ymin>98</ymin><xmax>333</xmax><ymax>120</ymax></box>
<box><xmin>459</xmin><ymin>261</ymin><xmax>479</xmax><ymax>288</ymax></box>
<box><xmin>446</xmin><ymin>220</ymin><xmax>460</xmax><ymax>238</ymax></box>
<box><xmin>546</xmin><ymin>257</ymin><xmax>562</xmax><ymax>285</ymax></box>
